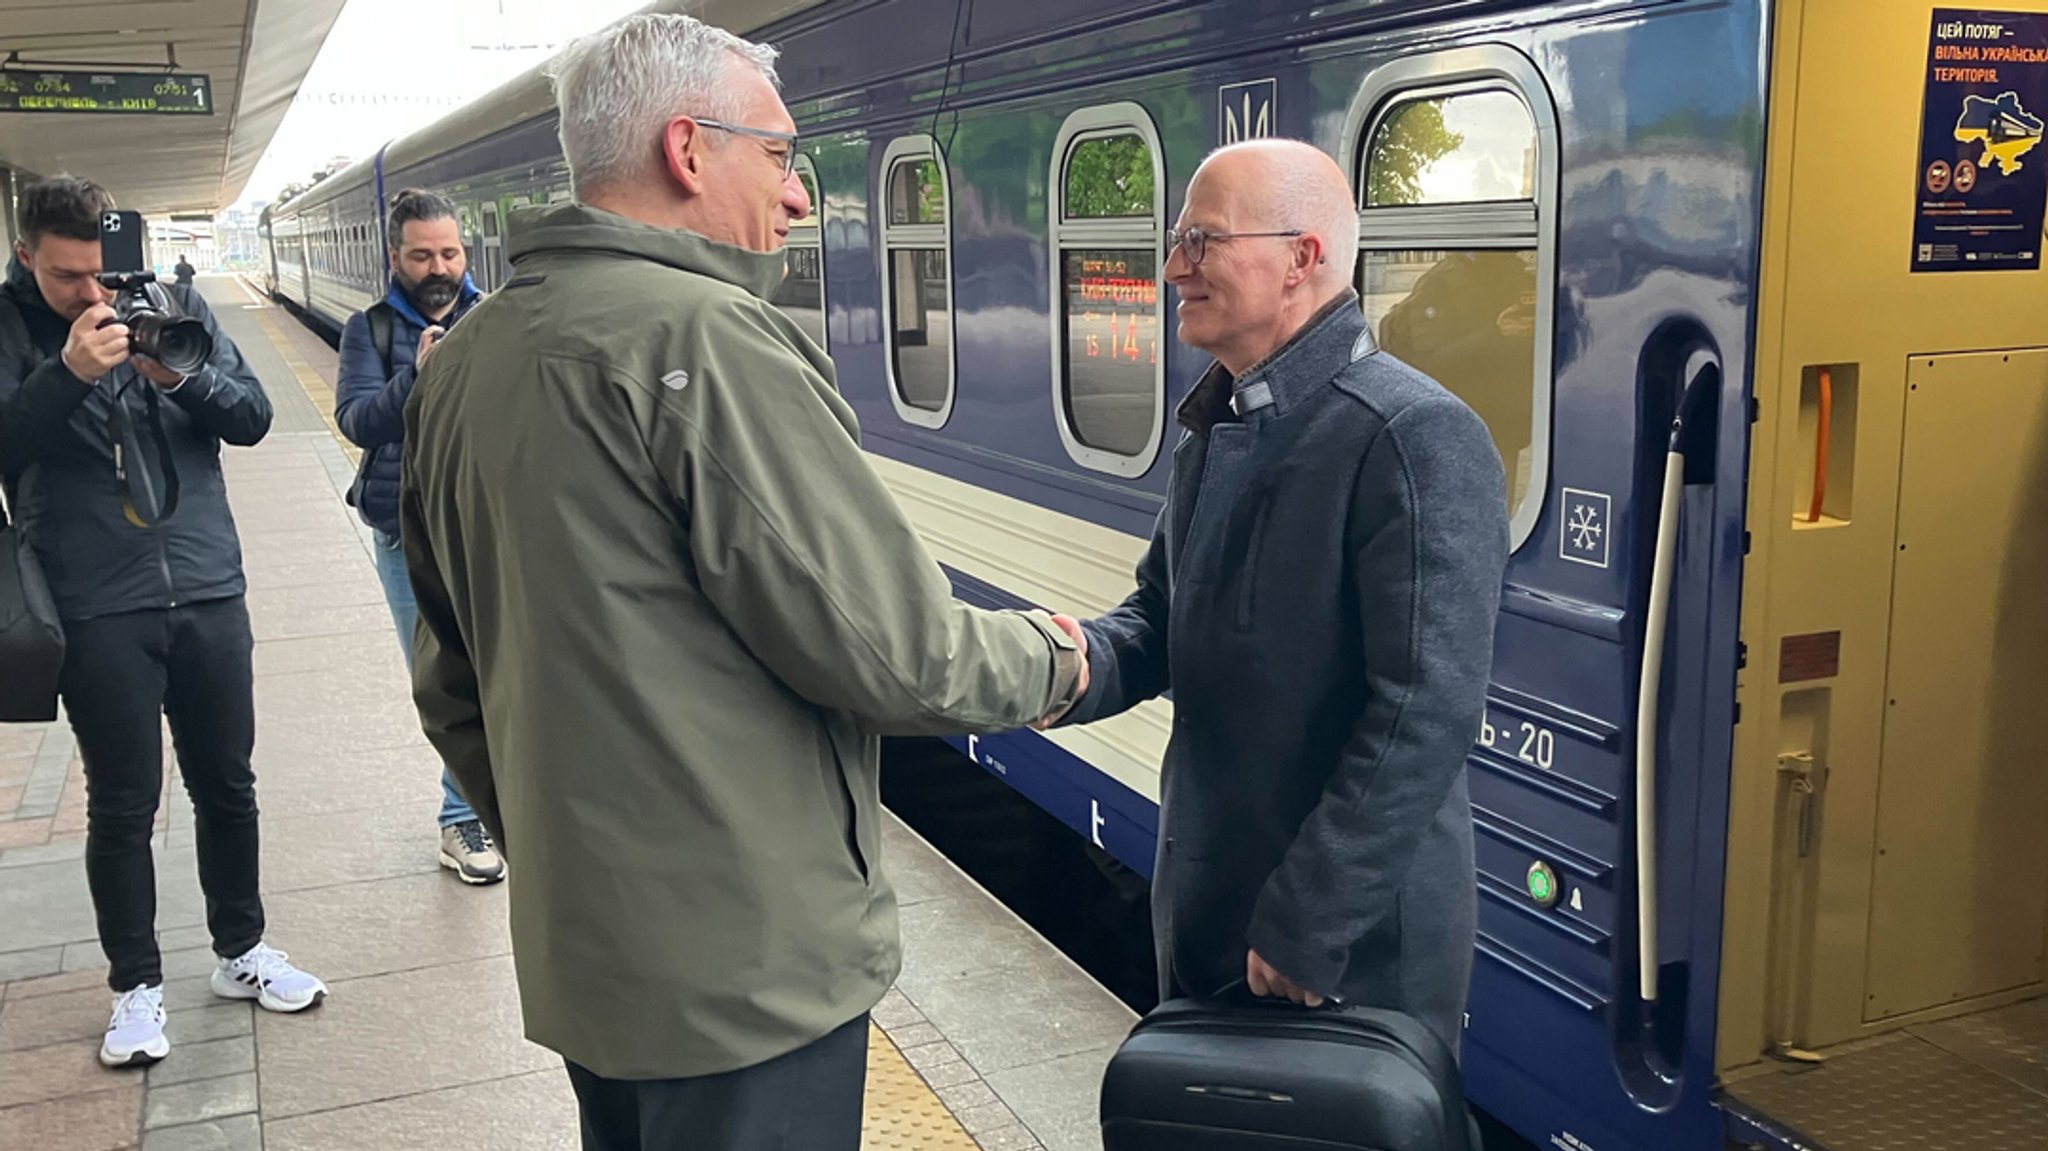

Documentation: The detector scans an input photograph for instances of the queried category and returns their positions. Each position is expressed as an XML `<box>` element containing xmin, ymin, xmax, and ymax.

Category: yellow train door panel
<box><xmin>1865</xmin><ymin>349</ymin><xmax>2048</xmax><ymax>1020</ymax></box>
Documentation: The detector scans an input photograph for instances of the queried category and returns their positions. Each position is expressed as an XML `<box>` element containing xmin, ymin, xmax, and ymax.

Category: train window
<box><xmin>879</xmin><ymin>136</ymin><xmax>955</xmax><ymax>428</ymax></box>
<box><xmin>771</xmin><ymin>154</ymin><xmax>828</xmax><ymax>350</ymax></box>
<box><xmin>1049</xmin><ymin>105</ymin><xmax>1166</xmax><ymax>477</ymax></box>
<box><xmin>1347</xmin><ymin>47</ymin><xmax>1558</xmax><ymax>551</ymax></box>
<box><xmin>482</xmin><ymin>204</ymin><xmax>500</xmax><ymax>239</ymax></box>
<box><xmin>1363</xmin><ymin>89</ymin><xmax>1536</xmax><ymax>207</ymax></box>
<box><xmin>1064</xmin><ymin>133</ymin><xmax>1155</xmax><ymax>220</ymax></box>
<box><xmin>457</xmin><ymin>204</ymin><xmax>482</xmax><ymax>280</ymax></box>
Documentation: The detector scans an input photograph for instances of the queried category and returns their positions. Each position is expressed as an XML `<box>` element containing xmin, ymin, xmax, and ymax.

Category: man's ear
<box><xmin>662</xmin><ymin>117</ymin><xmax>709</xmax><ymax>196</ymax></box>
<box><xmin>13</xmin><ymin>240</ymin><xmax>30</xmax><ymax>270</ymax></box>
<box><xmin>1285</xmin><ymin>233</ymin><xmax>1326</xmax><ymax>287</ymax></box>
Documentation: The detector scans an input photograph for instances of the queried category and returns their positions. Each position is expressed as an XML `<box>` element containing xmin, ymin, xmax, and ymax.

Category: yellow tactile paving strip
<box><xmin>239</xmin><ymin>283</ymin><xmax>994</xmax><ymax>1150</ymax></box>
<box><xmin>864</xmin><ymin>1023</ymin><xmax>981</xmax><ymax>1149</ymax></box>
<box><xmin>250</xmin><ymin>298</ymin><xmax>359</xmax><ymax>466</ymax></box>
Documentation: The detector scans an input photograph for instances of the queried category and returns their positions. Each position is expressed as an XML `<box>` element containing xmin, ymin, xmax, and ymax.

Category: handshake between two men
<box><xmin>1033</xmin><ymin>613</ymin><xmax>1090</xmax><ymax>730</ymax></box>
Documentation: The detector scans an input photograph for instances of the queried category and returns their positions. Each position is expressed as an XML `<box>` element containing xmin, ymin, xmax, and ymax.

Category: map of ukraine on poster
<box><xmin>1956</xmin><ymin>92</ymin><xmax>2042</xmax><ymax>174</ymax></box>
<box><xmin>1914</xmin><ymin>10</ymin><xmax>2048</xmax><ymax>272</ymax></box>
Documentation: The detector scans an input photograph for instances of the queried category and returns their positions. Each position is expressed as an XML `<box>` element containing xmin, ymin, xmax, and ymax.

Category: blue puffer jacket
<box><xmin>336</xmin><ymin>276</ymin><xmax>480</xmax><ymax>536</ymax></box>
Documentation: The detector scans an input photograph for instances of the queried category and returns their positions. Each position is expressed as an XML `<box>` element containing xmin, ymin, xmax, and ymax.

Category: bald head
<box><xmin>1167</xmin><ymin>139</ymin><xmax>1359</xmax><ymax>374</ymax></box>
<box><xmin>1193</xmin><ymin>140</ymin><xmax>1358</xmax><ymax>291</ymax></box>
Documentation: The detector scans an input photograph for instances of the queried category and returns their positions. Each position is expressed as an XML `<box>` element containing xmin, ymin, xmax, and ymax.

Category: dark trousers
<box><xmin>564</xmin><ymin>1014</ymin><xmax>870</xmax><ymax>1151</ymax></box>
<box><xmin>59</xmin><ymin>597</ymin><xmax>264</xmax><ymax>992</ymax></box>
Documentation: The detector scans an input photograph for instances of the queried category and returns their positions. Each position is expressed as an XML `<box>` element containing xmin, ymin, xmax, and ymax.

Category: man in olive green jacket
<box><xmin>398</xmin><ymin>15</ymin><xmax>1084</xmax><ymax>1149</ymax></box>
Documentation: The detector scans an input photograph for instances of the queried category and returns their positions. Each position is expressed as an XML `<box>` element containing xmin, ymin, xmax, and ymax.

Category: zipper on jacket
<box><xmin>158</xmin><ymin>528</ymin><xmax>176</xmax><ymax>608</ymax></box>
<box><xmin>824</xmin><ymin>735</ymin><xmax>870</xmax><ymax>885</ymax></box>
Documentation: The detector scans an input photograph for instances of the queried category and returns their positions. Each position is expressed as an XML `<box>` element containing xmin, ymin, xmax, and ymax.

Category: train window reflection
<box><xmin>1364</xmin><ymin>89</ymin><xmax>1535</xmax><ymax>208</ymax></box>
<box><xmin>773</xmin><ymin>155</ymin><xmax>827</xmax><ymax>350</ymax></box>
<box><xmin>1061</xmin><ymin>249</ymin><xmax>1159</xmax><ymax>455</ymax></box>
<box><xmin>881</xmin><ymin>138</ymin><xmax>955</xmax><ymax>426</ymax></box>
<box><xmin>1358</xmin><ymin>249</ymin><xmax>1537</xmax><ymax>508</ymax></box>
<box><xmin>793</xmin><ymin>164</ymin><xmax>821</xmax><ymax>230</ymax></box>
<box><xmin>1354</xmin><ymin>53</ymin><xmax>1555</xmax><ymax>552</ymax></box>
<box><xmin>888</xmin><ymin>158</ymin><xmax>946</xmax><ymax>226</ymax></box>
<box><xmin>1050</xmin><ymin>106</ymin><xmax>1166</xmax><ymax>477</ymax></box>
<box><xmin>1065</xmin><ymin>134</ymin><xmax>1155</xmax><ymax>220</ymax></box>
<box><xmin>890</xmin><ymin>250</ymin><xmax>952</xmax><ymax>411</ymax></box>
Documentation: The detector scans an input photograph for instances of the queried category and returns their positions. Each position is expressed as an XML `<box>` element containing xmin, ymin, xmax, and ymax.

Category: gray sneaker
<box><xmin>439</xmin><ymin>820</ymin><xmax>505</xmax><ymax>885</ymax></box>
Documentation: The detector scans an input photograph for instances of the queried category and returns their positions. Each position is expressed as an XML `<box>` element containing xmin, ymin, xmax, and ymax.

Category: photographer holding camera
<box><xmin>0</xmin><ymin>176</ymin><xmax>326</xmax><ymax>1069</ymax></box>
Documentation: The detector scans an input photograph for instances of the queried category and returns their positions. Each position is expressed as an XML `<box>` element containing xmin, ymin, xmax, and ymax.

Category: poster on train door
<box><xmin>1914</xmin><ymin>10</ymin><xmax>2048</xmax><ymax>271</ymax></box>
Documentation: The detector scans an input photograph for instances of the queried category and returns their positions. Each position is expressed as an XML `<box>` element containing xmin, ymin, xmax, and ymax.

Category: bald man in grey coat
<box><xmin>1058</xmin><ymin>140</ymin><xmax>1508</xmax><ymax>1052</ymax></box>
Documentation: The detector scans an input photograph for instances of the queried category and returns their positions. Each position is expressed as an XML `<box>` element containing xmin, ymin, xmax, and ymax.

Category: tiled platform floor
<box><xmin>0</xmin><ymin>278</ymin><xmax>1132</xmax><ymax>1150</ymax></box>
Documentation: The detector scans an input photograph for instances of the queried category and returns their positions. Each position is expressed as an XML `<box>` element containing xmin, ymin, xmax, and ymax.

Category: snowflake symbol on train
<box><xmin>1568</xmin><ymin>503</ymin><xmax>1604</xmax><ymax>553</ymax></box>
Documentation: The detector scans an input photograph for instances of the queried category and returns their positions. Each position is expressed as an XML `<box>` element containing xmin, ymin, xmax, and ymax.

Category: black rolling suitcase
<box><xmin>1101</xmin><ymin>989</ymin><xmax>1476</xmax><ymax>1151</ymax></box>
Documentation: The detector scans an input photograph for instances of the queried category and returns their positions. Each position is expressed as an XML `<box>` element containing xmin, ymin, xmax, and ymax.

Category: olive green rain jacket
<box><xmin>400</xmin><ymin>203</ymin><xmax>1081</xmax><ymax>1079</ymax></box>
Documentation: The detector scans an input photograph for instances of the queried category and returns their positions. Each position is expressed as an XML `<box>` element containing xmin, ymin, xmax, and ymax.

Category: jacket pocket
<box><xmin>821</xmin><ymin>727</ymin><xmax>871</xmax><ymax>885</ymax></box>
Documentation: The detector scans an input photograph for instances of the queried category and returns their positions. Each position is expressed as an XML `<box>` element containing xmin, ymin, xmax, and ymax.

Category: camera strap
<box><xmin>107</xmin><ymin>378</ymin><xmax>180</xmax><ymax>528</ymax></box>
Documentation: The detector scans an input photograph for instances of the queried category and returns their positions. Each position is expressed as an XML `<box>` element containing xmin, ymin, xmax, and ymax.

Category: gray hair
<box><xmin>548</xmin><ymin>13</ymin><xmax>782</xmax><ymax>197</ymax></box>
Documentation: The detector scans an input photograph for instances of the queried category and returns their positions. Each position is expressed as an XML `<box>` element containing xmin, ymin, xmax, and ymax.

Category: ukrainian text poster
<box><xmin>1914</xmin><ymin>10</ymin><xmax>2048</xmax><ymax>272</ymax></box>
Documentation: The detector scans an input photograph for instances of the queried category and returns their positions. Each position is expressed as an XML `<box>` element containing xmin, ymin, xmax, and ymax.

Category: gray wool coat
<box><xmin>1064</xmin><ymin>294</ymin><xmax>1509</xmax><ymax>1052</ymax></box>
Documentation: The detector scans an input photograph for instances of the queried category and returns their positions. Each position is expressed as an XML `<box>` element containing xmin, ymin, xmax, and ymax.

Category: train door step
<box><xmin>1721</xmin><ymin>997</ymin><xmax>2048</xmax><ymax>1151</ymax></box>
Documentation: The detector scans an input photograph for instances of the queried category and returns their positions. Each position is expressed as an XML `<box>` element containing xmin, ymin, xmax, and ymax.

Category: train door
<box><xmin>1336</xmin><ymin>5</ymin><xmax>1761</xmax><ymax>1146</ymax></box>
<box><xmin>1722</xmin><ymin>1</ymin><xmax>2048</xmax><ymax>1146</ymax></box>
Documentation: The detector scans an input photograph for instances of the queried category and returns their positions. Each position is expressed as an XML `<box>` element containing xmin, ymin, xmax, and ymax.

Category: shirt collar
<box><xmin>1176</xmin><ymin>291</ymin><xmax>1371</xmax><ymax>434</ymax></box>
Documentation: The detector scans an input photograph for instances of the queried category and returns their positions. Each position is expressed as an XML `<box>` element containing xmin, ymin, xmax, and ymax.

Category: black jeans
<box><xmin>564</xmin><ymin>1014</ymin><xmax>870</xmax><ymax>1151</ymax></box>
<box><xmin>60</xmin><ymin>597</ymin><xmax>264</xmax><ymax>991</ymax></box>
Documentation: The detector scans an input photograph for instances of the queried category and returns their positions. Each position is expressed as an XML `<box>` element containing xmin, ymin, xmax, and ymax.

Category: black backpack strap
<box><xmin>366</xmin><ymin>302</ymin><xmax>395</xmax><ymax>376</ymax></box>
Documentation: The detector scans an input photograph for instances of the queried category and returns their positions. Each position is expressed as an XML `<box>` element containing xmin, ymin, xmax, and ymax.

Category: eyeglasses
<box><xmin>692</xmin><ymin>118</ymin><xmax>800</xmax><ymax>176</ymax></box>
<box><xmin>1165</xmin><ymin>225</ymin><xmax>1305</xmax><ymax>268</ymax></box>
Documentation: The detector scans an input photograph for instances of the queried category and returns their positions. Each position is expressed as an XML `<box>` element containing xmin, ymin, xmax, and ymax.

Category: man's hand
<box><xmin>1247</xmin><ymin>949</ymin><xmax>1325</xmax><ymax>1007</ymax></box>
<box><xmin>132</xmin><ymin>355</ymin><xmax>185</xmax><ymax>390</ymax></box>
<box><xmin>417</xmin><ymin>325</ymin><xmax>446</xmax><ymax>366</ymax></box>
<box><xmin>1032</xmin><ymin>613</ymin><xmax>1089</xmax><ymax>729</ymax></box>
<box><xmin>63</xmin><ymin>304</ymin><xmax>130</xmax><ymax>383</ymax></box>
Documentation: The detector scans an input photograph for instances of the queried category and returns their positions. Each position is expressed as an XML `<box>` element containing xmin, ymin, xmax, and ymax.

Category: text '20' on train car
<box><xmin>266</xmin><ymin>2</ymin><xmax>2048</xmax><ymax>1149</ymax></box>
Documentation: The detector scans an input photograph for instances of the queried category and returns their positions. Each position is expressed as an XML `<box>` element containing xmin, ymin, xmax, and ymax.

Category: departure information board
<box><xmin>0</xmin><ymin>71</ymin><xmax>213</xmax><ymax>115</ymax></box>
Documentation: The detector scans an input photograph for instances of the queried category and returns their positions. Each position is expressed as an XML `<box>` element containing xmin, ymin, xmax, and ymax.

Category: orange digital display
<box><xmin>1062</xmin><ymin>250</ymin><xmax>1160</xmax><ymax>457</ymax></box>
<box><xmin>1066</xmin><ymin>253</ymin><xmax>1159</xmax><ymax>366</ymax></box>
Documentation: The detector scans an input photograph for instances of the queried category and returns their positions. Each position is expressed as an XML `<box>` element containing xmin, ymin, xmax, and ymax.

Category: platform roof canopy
<box><xmin>0</xmin><ymin>0</ymin><xmax>347</xmax><ymax>214</ymax></box>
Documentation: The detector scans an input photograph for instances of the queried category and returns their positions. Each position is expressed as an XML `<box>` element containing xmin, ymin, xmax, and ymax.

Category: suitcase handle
<box><xmin>1208</xmin><ymin>977</ymin><xmax>1347</xmax><ymax>1009</ymax></box>
<box><xmin>1182</xmin><ymin>982</ymin><xmax>1475</xmax><ymax>1151</ymax></box>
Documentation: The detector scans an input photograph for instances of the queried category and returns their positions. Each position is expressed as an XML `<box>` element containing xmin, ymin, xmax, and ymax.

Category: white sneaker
<box><xmin>100</xmin><ymin>984</ymin><xmax>169</xmax><ymax>1068</ymax></box>
<box><xmin>211</xmin><ymin>943</ymin><xmax>328</xmax><ymax>1013</ymax></box>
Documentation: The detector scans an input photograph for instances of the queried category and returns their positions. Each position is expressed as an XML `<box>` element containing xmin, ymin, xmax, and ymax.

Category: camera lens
<box><xmin>146</xmin><ymin>319</ymin><xmax>213</xmax><ymax>378</ymax></box>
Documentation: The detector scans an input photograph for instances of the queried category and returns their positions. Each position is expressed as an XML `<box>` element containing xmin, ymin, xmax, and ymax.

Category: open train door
<box><xmin>1723</xmin><ymin>2</ymin><xmax>2048</xmax><ymax>1148</ymax></box>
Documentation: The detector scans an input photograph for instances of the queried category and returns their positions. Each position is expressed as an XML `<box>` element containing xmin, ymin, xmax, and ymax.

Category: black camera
<box><xmin>96</xmin><ymin>210</ymin><xmax>212</xmax><ymax>377</ymax></box>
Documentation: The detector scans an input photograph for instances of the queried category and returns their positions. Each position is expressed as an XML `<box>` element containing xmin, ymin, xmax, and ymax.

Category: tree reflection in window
<box><xmin>890</xmin><ymin>159</ymin><xmax>946</xmax><ymax>225</ymax></box>
<box><xmin>1361</xmin><ymin>85</ymin><xmax>1543</xmax><ymax>512</ymax></box>
<box><xmin>1366</xmin><ymin>89</ymin><xmax>1534</xmax><ymax>207</ymax></box>
<box><xmin>1065</xmin><ymin>134</ymin><xmax>1155</xmax><ymax>219</ymax></box>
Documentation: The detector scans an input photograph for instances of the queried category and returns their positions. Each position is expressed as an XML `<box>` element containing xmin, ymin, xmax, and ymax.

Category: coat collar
<box><xmin>1176</xmin><ymin>291</ymin><xmax>1374</xmax><ymax>435</ymax></box>
<box><xmin>504</xmin><ymin>202</ymin><xmax>789</xmax><ymax>302</ymax></box>
<box><xmin>3</xmin><ymin>256</ymin><xmax>53</xmax><ymax>319</ymax></box>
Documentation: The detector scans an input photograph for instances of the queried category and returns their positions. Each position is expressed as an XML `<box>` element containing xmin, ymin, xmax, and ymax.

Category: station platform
<box><xmin>0</xmin><ymin>276</ymin><xmax>1134</xmax><ymax>1151</ymax></box>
